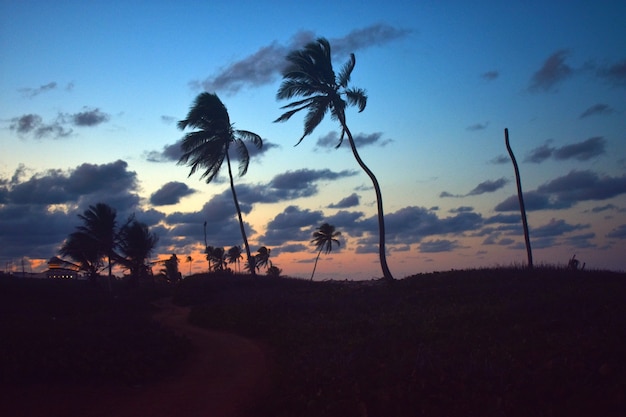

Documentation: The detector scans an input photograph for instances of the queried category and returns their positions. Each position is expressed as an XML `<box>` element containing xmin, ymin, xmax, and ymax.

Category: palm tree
<box><xmin>205</xmin><ymin>245</ymin><xmax>215</xmax><ymax>272</ymax></box>
<box><xmin>178</xmin><ymin>93</ymin><xmax>263</xmax><ymax>277</ymax></box>
<box><xmin>186</xmin><ymin>255</ymin><xmax>193</xmax><ymax>276</ymax></box>
<box><xmin>59</xmin><ymin>231</ymin><xmax>101</xmax><ymax>281</ymax></box>
<box><xmin>275</xmin><ymin>38</ymin><xmax>394</xmax><ymax>281</ymax></box>
<box><xmin>310</xmin><ymin>223</ymin><xmax>341</xmax><ymax>281</ymax></box>
<box><xmin>76</xmin><ymin>203</ymin><xmax>119</xmax><ymax>290</ymax></box>
<box><xmin>254</xmin><ymin>246</ymin><xmax>272</xmax><ymax>271</ymax></box>
<box><xmin>117</xmin><ymin>220</ymin><xmax>159</xmax><ymax>284</ymax></box>
<box><xmin>227</xmin><ymin>245</ymin><xmax>243</xmax><ymax>273</ymax></box>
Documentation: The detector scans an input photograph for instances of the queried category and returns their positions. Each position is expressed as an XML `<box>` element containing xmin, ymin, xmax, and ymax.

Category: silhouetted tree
<box><xmin>59</xmin><ymin>231</ymin><xmax>100</xmax><ymax>281</ymax></box>
<box><xmin>310</xmin><ymin>223</ymin><xmax>341</xmax><ymax>281</ymax></box>
<box><xmin>178</xmin><ymin>93</ymin><xmax>262</xmax><ymax>277</ymax></box>
<box><xmin>275</xmin><ymin>38</ymin><xmax>394</xmax><ymax>281</ymax></box>
<box><xmin>117</xmin><ymin>220</ymin><xmax>159</xmax><ymax>285</ymax></box>
<box><xmin>254</xmin><ymin>246</ymin><xmax>272</xmax><ymax>271</ymax></box>
<box><xmin>266</xmin><ymin>265</ymin><xmax>282</xmax><ymax>278</ymax></box>
<box><xmin>505</xmin><ymin>128</ymin><xmax>533</xmax><ymax>269</ymax></box>
<box><xmin>186</xmin><ymin>255</ymin><xmax>193</xmax><ymax>276</ymax></box>
<box><xmin>227</xmin><ymin>245</ymin><xmax>243</xmax><ymax>273</ymax></box>
<box><xmin>161</xmin><ymin>254</ymin><xmax>182</xmax><ymax>283</ymax></box>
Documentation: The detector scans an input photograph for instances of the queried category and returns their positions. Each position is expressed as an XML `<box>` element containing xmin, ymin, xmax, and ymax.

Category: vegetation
<box><xmin>177</xmin><ymin>92</ymin><xmax>263</xmax><ymax>277</ymax></box>
<box><xmin>275</xmin><ymin>37</ymin><xmax>394</xmax><ymax>282</ymax></box>
<box><xmin>178</xmin><ymin>267</ymin><xmax>626</xmax><ymax>417</ymax></box>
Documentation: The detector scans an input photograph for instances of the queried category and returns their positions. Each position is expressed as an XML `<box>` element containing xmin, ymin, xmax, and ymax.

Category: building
<box><xmin>46</xmin><ymin>256</ymin><xmax>81</xmax><ymax>279</ymax></box>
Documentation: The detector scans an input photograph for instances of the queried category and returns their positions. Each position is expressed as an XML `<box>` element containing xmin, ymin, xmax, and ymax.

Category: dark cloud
<box><xmin>564</xmin><ymin>233</ymin><xmax>596</xmax><ymax>249</ymax></box>
<box><xmin>419</xmin><ymin>239</ymin><xmax>460</xmax><ymax>253</ymax></box>
<box><xmin>192</xmin><ymin>23</ymin><xmax>411</xmax><ymax>94</ymax></box>
<box><xmin>328</xmin><ymin>193</ymin><xmax>360</xmax><ymax>209</ymax></box>
<box><xmin>531</xmin><ymin>218</ymin><xmax>589</xmax><ymax>238</ymax></box>
<box><xmin>70</xmin><ymin>108</ymin><xmax>110</xmax><ymax>126</ymax></box>
<box><xmin>481</xmin><ymin>70</ymin><xmax>499</xmax><ymax>81</ymax></box>
<box><xmin>597</xmin><ymin>58</ymin><xmax>626</xmax><ymax>87</ymax></box>
<box><xmin>267</xmin><ymin>168</ymin><xmax>357</xmax><ymax>200</ymax></box>
<box><xmin>525</xmin><ymin>137</ymin><xmax>606</xmax><ymax>163</ymax></box>
<box><xmin>0</xmin><ymin>161</ymin><xmax>143</xmax><ymax>260</ymax></box>
<box><xmin>316</xmin><ymin>131</ymin><xmax>392</xmax><ymax>149</ymax></box>
<box><xmin>18</xmin><ymin>81</ymin><xmax>57</xmax><ymax>97</ymax></box>
<box><xmin>9</xmin><ymin>114</ymin><xmax>72</xmax><ymax>139</ymax></box>
<box><xmin>528</xmin><ymin>49</ymin><xmax>573</xmax><ymax>92</ymax></box>
<box><xmin>150</xmin><ymin>181</ymin><xmax>196</xmax><ymax>206</ymax></box>
<box><xmin>495</xmin><ymin>170</ymin><xmax>626</xmax><ymax>211</ymax></box>
<box><xmin>146</xmin><ymin>138</ymin><xmax>278</xmax><ymax>164</ymax></box>
<box><xmin>607</xmin><ymin>224</ymin><xmax>626</xmax><ymax>239</ymax></box>
<box><xmin>489</xmin><ymin>155</ymin><xmax>510</xmax><ymax>165</ymax></box>
<box><xmin>466</xmin><ymin>122</ymin><xmax>489</xmax><ymax>131</ymax></box>
<box><xmin>259</xmin><ymin>205</ymin><xmax>323</xmax><ymax>246</ymax></box>
<box><xmin>579</xmin><ymin>103</ymin><xmax>614</xmax><ymax>119</ymax></box>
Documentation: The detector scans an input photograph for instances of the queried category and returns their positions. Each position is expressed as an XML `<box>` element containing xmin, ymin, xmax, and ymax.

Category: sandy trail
<box><xmin>1</xmin><ymin>298</ymin><xmax>272</xmax><ymax>417</ymax></box>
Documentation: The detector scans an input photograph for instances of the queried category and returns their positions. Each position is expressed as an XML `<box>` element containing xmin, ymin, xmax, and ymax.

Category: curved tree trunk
<box><xmin>225</xmin><ymin>152</ymin><xmax>256</xmax><ymax>277</ymax></box>
<box><xmin>310</xmin><ymin>248</ymin><xmax>323</xmax><ymax>281</ymax></box>
<box><xmin>343</xmin><ymin>124</ymin><xmax>394</xmax><ymax>282</ymax></box>
<box><xmin>504</xmin><ymin>128</ymin><xmax>533</xmax><ymax>269</ymax></box>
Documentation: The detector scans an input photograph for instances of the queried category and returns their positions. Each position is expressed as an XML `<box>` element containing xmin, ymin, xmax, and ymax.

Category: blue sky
<box><xmin>1</xmin><ymin>0</ymin><xmax>625</xmax><ymax>279</ymax></box>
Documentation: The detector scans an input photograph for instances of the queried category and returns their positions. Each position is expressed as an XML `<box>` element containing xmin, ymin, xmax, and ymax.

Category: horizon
<box><xmin>1</xmin><ymin>1</ymin><xmax>625</xmax><ymax>280</ymax></box>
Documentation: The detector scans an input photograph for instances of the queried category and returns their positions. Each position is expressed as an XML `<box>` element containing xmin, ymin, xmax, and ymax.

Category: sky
<box><xmin>1</xmin><ymin>0</ymin><xmax>625</xmax><ymax>280</ymax></box>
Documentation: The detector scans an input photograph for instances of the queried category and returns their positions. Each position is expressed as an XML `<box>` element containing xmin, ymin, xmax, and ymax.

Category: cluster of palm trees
<box><xmin>204</xmin><ymin>245</ymin><xmax>274</xmax><ymax>275</ymax></box>
<box><xmin>178</xmin><ymin>38</ymin><xmax>395</xmax><ymax>281</ymax></box>
<box><xmin>60</xmin><ymin>203</ymin><xmax>158</xmax><ymax>287</ymax></box>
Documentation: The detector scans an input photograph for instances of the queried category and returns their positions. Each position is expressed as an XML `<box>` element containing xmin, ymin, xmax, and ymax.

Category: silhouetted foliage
<box><xmin>310</xmin><ymin>223</ymin><xmax>341</xmax><ymax>281</ymax></box>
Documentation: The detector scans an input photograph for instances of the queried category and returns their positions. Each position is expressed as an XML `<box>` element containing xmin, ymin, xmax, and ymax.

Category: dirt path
<box><xmin>1</xmin><ymin>298</ymin><xmax>272</xmax><ymax>417</ymax></box>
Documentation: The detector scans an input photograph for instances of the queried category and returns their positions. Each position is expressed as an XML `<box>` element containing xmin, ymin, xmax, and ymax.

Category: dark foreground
<box><xmin>1</xmin><ymin>267</ymin><xmax>625</xmax><ymax>417</ymax></box>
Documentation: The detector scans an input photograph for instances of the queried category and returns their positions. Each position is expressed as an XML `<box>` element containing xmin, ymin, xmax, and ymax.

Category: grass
<box><xmin>177</xmin><ymin>267</ymin><xmax>626</xmax><ymax>417</ymax></box>
<box><xmin>2</xmin><ymin>268</ymin><xmax>625</xmax><ymax>416</ymax></box>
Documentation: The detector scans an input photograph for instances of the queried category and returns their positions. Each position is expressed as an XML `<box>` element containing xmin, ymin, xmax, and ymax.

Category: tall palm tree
<box><xmin>310</xmin><ymin>223</ymin><xmax>341</xmax><ymax>281</ymax></box>
<box><xmin>275</xmin><ymin>38</ymin><xmax>394</xmax><ymax>281</ymax></box>
<box><xmin>178</xmin><ymin>93</ymin><xmax>263</xmax><ymax>277</ymax></box>
<box><xmin>117</xmin><ymin>220</ymin><xmax>159</xmax><ymax>284</ymax></box>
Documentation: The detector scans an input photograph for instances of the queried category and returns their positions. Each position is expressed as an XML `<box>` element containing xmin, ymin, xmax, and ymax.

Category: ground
<box><xmin>1</xmin><ymin>298</ymin><xmax>272</xmax><ymax>417</ymax></box>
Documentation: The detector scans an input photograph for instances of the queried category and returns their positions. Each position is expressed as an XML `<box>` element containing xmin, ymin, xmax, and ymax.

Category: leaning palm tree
<box><xmin>254</xmin><ymin>246</ymin><xmax>272</xmax><ymax>271</ymax></box>
<box><xmin>310</xmin><ymin>222</ymin><xmax>341</xmax><ymax>281</ymax></box>
<box><xmin>275</xmin><ymin>38</ymin><xmax>394</xmax><ymax>281</ymax></box>
<box><xmin>178</xmin><ymin>93</ymin><xmax>262</xmax><ymax>277</ymax></box>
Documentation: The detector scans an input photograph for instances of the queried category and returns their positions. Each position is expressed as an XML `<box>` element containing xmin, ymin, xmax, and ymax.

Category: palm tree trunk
<box><xmin>504</xmin><ymin>128</ymin><xmax>533</xmax><ymax>269</ymax></box>
<box><xmin>225</xmin><ymin>152</ymin><xmax>256</xmax><ymax>277</ymax></box>
<box><xmin>343</xmin><ymin>124</ymin><xmax>394</xmax><ymax>281</ymax></box>
<box><xmin>310</xmin><ymin>248</ymin><xmax>323</xmax><ymax>281</ymax></box>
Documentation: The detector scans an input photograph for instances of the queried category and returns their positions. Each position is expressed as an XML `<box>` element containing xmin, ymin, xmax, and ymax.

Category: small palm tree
<box><xmin>254</xmin><ymin>246</ymin><xmax>272</xmax><ymax>271</ymax></box>
<box><xmin>186</xmin><ymin>255</ymin><xmax>193</xmax><ymax>276</ymax></box>
<box><xmin>310</xmin><ymin>223</ymin><xmax>341</xmax><ymax>281</ymax></box>
<box><xmin>227</xmin><ymin>245</ymin><xmax>243</xmax><ymax>273</ymax></box>
<box><xmin>117</xmin><ymin>220</ymin><xmax>159</xmax><ymax>284</ymax></box>
<box><xmin>275</xmin><ymin>38</ymin><xmax>394</xmax><ymax>281</ymax></box>
<box><xmin>59</xmin><ymin>231</ymin><xmax>101</xmax><ymax>281</ymax></box>
<box><xmin>178</xmin><ymin>93</ymin><xmax>263</xmax><ymax>276</ymax></box>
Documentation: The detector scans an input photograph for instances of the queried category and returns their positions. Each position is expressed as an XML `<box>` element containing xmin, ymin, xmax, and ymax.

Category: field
<box><xmin>2</xmin><ymin>267</ymin><xmax>625</xmax><ymax>416</ymax></box>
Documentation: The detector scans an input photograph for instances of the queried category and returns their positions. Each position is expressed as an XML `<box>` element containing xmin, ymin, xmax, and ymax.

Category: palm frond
<box><xmin>232</xmin><ymin>138</ymin><xmax>251</xmax><ymax>177</ymax></box>
<box><xmin>302</xmin><ymin>97</ymin><xmax>331</xmax><ymax>140</ymax></box>
<box><xmin>345</xmin><ymin>88</ymin><xmax>367</xmax><ymax>112</ymax></box>
<box><xmin>337</xmin><ymin>53</ymin><xmax>355</xmax><ymax>88</ymax></box>
<box><xmin>236</xmin><ymin>130</ymin><xmax>263</xmax><ymax>149</ymax></box>
<box><xmin>180</xmin><ymin>92</ymin><xmax>230</xmax><ymax>130</ymax></box>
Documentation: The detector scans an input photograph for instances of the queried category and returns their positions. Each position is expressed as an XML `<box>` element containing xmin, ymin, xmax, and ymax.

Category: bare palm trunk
<box><xmin>310</xmin><ymin>248</ymin><xmax>323</xmax><ymax>281</ymax></box>
<box><xmin>225</xmin><ymin>152</ymin><xmax>256</xmax><ymax>277</ymax></box>
<box><xmin>343</xmin><ymin>124</ymin><xmax>394</xmax><ymax>281</ymax></box>
<box><xmin>505</xmin><ymin>128</ymin><xmax>533</xmax><ymax>269</ymax></box>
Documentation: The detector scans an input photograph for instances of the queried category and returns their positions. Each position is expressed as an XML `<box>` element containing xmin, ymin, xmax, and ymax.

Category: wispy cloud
<box><xmin>466</xmin><ymin>122</ymin><xmax>489</xmax><ymax>131</ymax></box>
<box><xmin>525</xmin><ymin>137</ymin><xmax>606</xmax><ymax>163</ymax></box>
<box><xmin>597</xmin><ymin>58</ymin><xmax>626</xmax><ymax>87</ymax></box>
<box><xmin>440</xmin><ymin>177</ymin><xmax>509</xmax><ymax>198</ymax></box>
<box><xmin>419</xmin><ymin>239</ymin><xmax>461</xmax><ymax>253</ymax></box>
<box><xmin>528</xmin><ymin>49</ymin><xmax>573</xmax><ymax>92</ymax></box>
<box><xmin>481</xmin><ymin>70</ymin><xmax>499</xmax><ymax>81</ymax></box>
<box><xmin>8</xmin><ymin>107</ymin><xmax>111</xmax><ymax>139</ymax></box>
<box><xmin>328</xmin><ymin>193</ymin><xmax>360</xmax><ymax>209</ymax></box>
<box><xmin>191</xmin><ymin>23</ymin><xmax>411</xmax><ymax>94</ymax></box>
<box><xmin>315</xmin><ymin>131</ymin><xmax>392</xmax><ymax>149</ymax></box>
<box><xmin>579</xmin><ymin>103</ymin><xmax>614</xmax><ymax>119</ymax></box>
<box><xmin>18</xmin><ymin>82</ymin><xmax>57</xmax><ymax>98</ymax></box>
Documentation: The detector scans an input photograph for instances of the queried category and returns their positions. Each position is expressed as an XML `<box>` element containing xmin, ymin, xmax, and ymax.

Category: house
<box><xmin>46</xmin><ymin>256</ymin><xmax>81</xmax><ymax>279</ymax></box>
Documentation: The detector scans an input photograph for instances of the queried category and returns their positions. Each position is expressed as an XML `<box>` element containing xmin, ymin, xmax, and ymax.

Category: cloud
<box><xmin>146</xmin><ymin>138</ymin><xmax>279</xmax><ymax>164</ymax></box>
<box><xmin>9</xmin><ymin>114</ymin><xmax>72</xmax><ymax>139</ymax></box>
<box><xmin>531</xmin><ymin>218</ymin><xmax>589</xmax><ymax>238</ymax></box>
<box><xmin>466</xmin><ymin>122</ymin><xmax>489</xmax><ymax>131</ymax></box>
<box><xmin>419</xmin><ymin>239</ymin><xmax>460</xmax><ymax>253</ymax></box>
<box><xmin>441</xmin><ymin>177</ymin><xmax>509</xmax><ymax>198</ymax></box>
<box><xmin>607</xmin><ymin>224</ymin><xmax>626</xmax><ymax>239</ymax></box>
<box><xmin>191</xmin><ymin>23</ymin><xmax>411</xmax><ymax>94</ymax></box>
<box><xmin>328</xmin><ymin>193</ymin><xmax>360</xmax><ymax>209</ymax></box>
<box><xmin>18</xmin><ymin>82</ymin><xmax>57</xmax><ymax>97</ymax></box>
<box><xmin>579</xmin><ymin>103</ymin><xmax>614</xmax><ymax>119</ymax></box>
<box><xmin>259</xmin><ymin>205</ymin><xmax>323</xmax><ymax>246</ymax></box>
<box><xmin>597</xmin><ymin>58</ymin><xmax>626</xmax><ymax>87</ymax></box>
<box><xmin>528</xmin><ymin>49</ymin><xmax>573</xmax><ymax>92</ymax></box>
<box><xmin>489</xmin><ymin>155</ymin><xmax>510</xmax><ymax>165</ymax></box>
<box><xmin>161</xmin><ymin>115</ymin><xmax>177</xmax><ymax>124</ymax></box>
<box><xmin>494</xmin><ymin>170</ymin><xmax>626</xmax><ymax>211</ymax></box>
<box><xmin>70</xmin><ymin>108</ymin><xmax>110</xmax><ymax>126</ymax></box>
<box><xmin>150</xmin><ymin>181</ymin><xmax>196</xmax><ymax>206</ymax></box>
<box><xmin>266</xmin><ymin>168</ymin><xmax>357</xmax><ymax>200</ymax></box>
<box><xmin>481</xmin><ymin>70</ymin><xmax>499</xmax><ymax>81</ymax></box>
<box><xmin>525</xmin><ymin>137</ymin><xmax>606</xmax><ymax>163</ymax></box>
<box><xmin>315</xmin><ymin>131</ymin><xmax>392</xmax><ymax>149</ymax></box>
